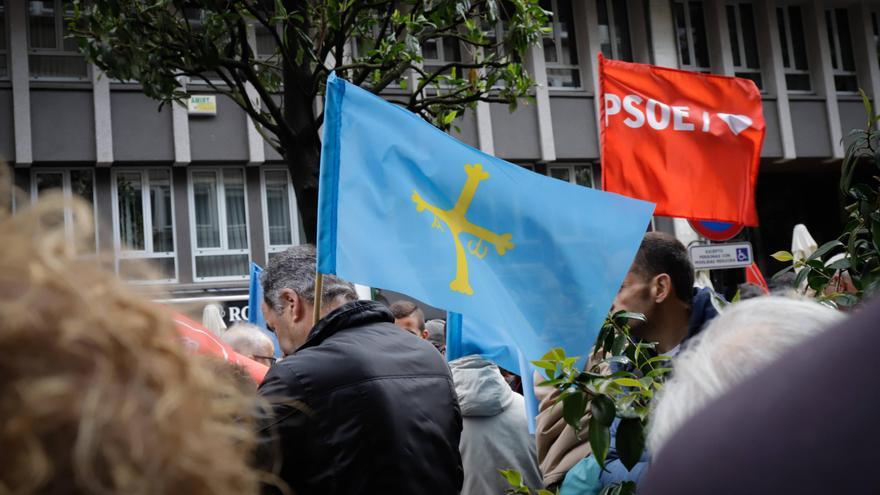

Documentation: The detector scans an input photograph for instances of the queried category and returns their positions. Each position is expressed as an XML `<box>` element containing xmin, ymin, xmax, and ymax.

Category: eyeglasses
<box><xmin>253</xmin><ymin>355</ymin><xmax>277</xmax><ymax>366</ymax></box>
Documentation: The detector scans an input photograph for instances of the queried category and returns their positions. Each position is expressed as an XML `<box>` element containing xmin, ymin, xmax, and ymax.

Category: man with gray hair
<box><xmin>221</xmin><ymin>322</ymin><xmax>277</xmax><ymax>367</ymax></box>
<box><xmin>647</xmin><ymin>296</ymin><xmax>843</xmax><ymax>454</ymax></box>
<box><xmin>256</xmin><ymin>245</ymin><xmax>463</xmax><ymax>495</ymax></box>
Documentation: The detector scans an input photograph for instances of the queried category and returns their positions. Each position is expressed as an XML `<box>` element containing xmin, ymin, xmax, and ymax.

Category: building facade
<box><xmin>3</xmin><ymin>0</ymin><xmax>879</xmax><ymax>319</ymax></box>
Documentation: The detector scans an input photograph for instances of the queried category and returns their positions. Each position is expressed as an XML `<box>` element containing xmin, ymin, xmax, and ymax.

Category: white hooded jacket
<box><xmin>450</xmin><ymin>355</ymin><xmax>543</xmax><ymax>494</ymax></box>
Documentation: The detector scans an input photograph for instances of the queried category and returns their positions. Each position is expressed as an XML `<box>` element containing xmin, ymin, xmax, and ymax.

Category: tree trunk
<box><xmin>284</xmin><ymin>139</ymin><xmax>321</xmax><ymax>245</ymax></box>
<box><xmin>282</xmin><ymin>1</ymin><xmax>321</xmax><ymax>244</ymax></box>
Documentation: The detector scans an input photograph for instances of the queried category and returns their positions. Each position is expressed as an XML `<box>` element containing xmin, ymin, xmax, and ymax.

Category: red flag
<box><xmin>599</xmin><ymin>54</ymin><xmax>764</xmax><ymax>226</ymax></box>
<box><xmin>172</xmin><ymin>312</ymin><xmax>269</xmax><ymax>384</ymax></box>
<box><xmin>746</xmin><ymin>263</ymin><xmax>769</xmax><ymax>294</ymax></box>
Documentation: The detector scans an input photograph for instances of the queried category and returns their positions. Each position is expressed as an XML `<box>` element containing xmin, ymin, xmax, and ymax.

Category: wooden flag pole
<box><xmin>312</xmin><ymin>272</ymin><xmax>324</xmax><ymax>326</ymax></box>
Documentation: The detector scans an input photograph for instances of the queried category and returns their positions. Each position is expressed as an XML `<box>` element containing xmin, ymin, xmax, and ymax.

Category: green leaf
<box><xmin>589</xmin><ymin>415</ymin><xmax>611</xmax><ymax>470</ymax></box>
<box><xmin>771</xmin><ymin>264</ymin><xmax>795</xmax><ymax>280</ymax></box>
<box><xmin>860</xmin><ymin>89</ymin><xmax>874</xmax><ymax>128</ymax></box>
<box><xmin>562</xmin><ymin>392</ymin><xmax>588</xmax><ymax>428</ymax></box>
<box><xmin>531</xmin><ymin>359</ymin><xmax>559</xmax><ymax>373</ymax></box>
<box><xmin>619</xmin><ymin>311</ymin><xmax>646</xmax><ymax>322</ymax></box>
<box><xmin>827</xmin><ymin>258</ymin><xmax>851</xmax><ymax>270</ymax></box>
<box><xmin>794</xmin><ymin>266</ymin><xmax>810</xmax><ymax>288</ymax></box>
<box><xmin>591</xmin><ymin>395</ymin><xmax>615</xmax><ymax>426</ymax></box>
<box><xmin>771</xmin><ymin>250</ymin><xmax>794</xmax><ymax>262</ymax></box>
<box><xmin>618</xmin><ymin>481</ymin><xmax>638</xmax><ymax>495</ymax></box>
<box><xmin>498</xmin><ymin>468</ymin><xmax>522</xmax><ymax>487</ymax></box>
<box><xmin>615</xmin><ymin>418</ymin><xmax>646</xmax><ymax>471</ymax></box>
<box><xmin>873</xmin><ymin>218</ymin><xmax>880</xmax><ymax>254</ymax></box>
<box><xmin>645</xmin><ymin>367</ymin><xmax>673</xmax><ymax>379</ymax></box>
<box><xmin>807</xmin><ymin>240</ymin><xmax>844</xmax><ymax>261</ymax></box>
<box><xmin>834</xmin><ymin>293</ymin><xmax>859</xmax><ymax>307</ymax></box>
<box><xmin>807</xmin><ymin>270</ymin><xmax>827</xmax><ymax>291</ymax></box>
<box><xmin>611</xmin><ymin>332</ymin><xmax>627</xmax><ymax>356</ymax></box>
<box><xmin>613</xmin><ymin>377</ymin><xmax>645</xmax><ymax>390</ymax></box>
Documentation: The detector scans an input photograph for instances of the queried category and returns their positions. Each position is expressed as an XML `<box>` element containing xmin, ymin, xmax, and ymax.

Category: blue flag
<box><xmin>446</xmin><ymin>311</ymin><xmax>542</xmax><ymax>426</ymax></box>
<box><xmin>317</xmin><ymin>72</ymin><xmax>654</xmax><ymax>416</ymax></box>
<box><xmin>248</xmin><ymin>262</ymin><xmax>282</xmax><ymax>358</ymax></box>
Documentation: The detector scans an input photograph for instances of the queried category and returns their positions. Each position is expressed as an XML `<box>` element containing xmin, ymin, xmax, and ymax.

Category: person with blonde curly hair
<box><xmin>0</xmin><ymin>166</ymin><xmax>274</xmax><ymax>495</ymax></box>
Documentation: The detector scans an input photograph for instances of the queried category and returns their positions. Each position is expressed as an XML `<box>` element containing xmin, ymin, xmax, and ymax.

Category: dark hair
<box><xmin>631</xmin><ymin>232</ymin><xmax>694</xmax><ymax>305</ymax></box>
<box><xmin>261</xmin><ymin>245</ymin><xmax>358</xmax><ymax>312</ymax></box>
<box><xmin>389</xmin><ymin>300</ymin><xmax>425</xmax><ymax>330</ymax></box>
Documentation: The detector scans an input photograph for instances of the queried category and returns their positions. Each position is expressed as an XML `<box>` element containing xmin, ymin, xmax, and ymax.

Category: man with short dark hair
<box><xmin>257</xmin><ymin>245</ymin><xmax>463</xmax><ymax>495</ymax></box>
<box><xmin>612</xmin><ymin>231</ymin><xmax>695</xmax><ymax>354</ymax></box>
<box><xmin>389</xmin><ymin>300</ymin><xmax>425</xmax><ymax>337</ymax></box>
<box><xmin>556</xmin><ymin>232</ymin><xmax>718</xmax><ymax>492</ymax></box>
<box><xmin>538</xmin><ymin>231</ymin><xmax>717</xmax><ymax>491</ymax></box>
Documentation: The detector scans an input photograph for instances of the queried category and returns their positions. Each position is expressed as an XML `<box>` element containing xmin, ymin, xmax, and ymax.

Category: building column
<box><xmin>172</xmin><ymin>77</ymin><xmax>191</xmax><ymax>166</ymax></box>
<box><xmin>525</xmin><ymin>44</ymin><xmax>556</xmax><ymax>162</ymax></box>
<box><xmin>92</xmin><ymin>67</ymin><xmax>114</xmax><ymax>166</ymax></box>
<box><xmin>851</xmin><ymin>2</ymin><xmax>880</xmax><ymax>126</ymax></box>
<box><xmin>574</xmin><ymin>0</ymin><xmax>603</xmax><ymax>148</ymax></box>
<box><xmin>244</xmin><ymin>25</ymin><xmax>265</xmax><ymax>166</ymax></box>
<box><xmin>646</xmin><ymin>0</ymin><xmax>679</xmax><ymax>68</ymax></box>
<box><xmin>805</xmin><ymin>0</ymin><xmax>844</xmax><ymax>159</ymax></box>
<box><xmin>9</xmin><ymin>2</ymin><xmax>32</xmax><ymax>167</ymax></box>
<box><xmin>706</xmin><ymin>0</ymin><xmax>734</xmax><ymax>76</ymax></box>
<box><xmin>627</xmin><ymin>0</ymin><xmax>652</xmax><ymax>64</ymax></box>
<box><xmin>756</xmin><ymin>1</ymin><xmax>797</xmax><ymax>160</ymax></box>
<box><xmin>475</xmin><ymin>101</ymin><xmax>495</xmax><ymax>155</ymax></box>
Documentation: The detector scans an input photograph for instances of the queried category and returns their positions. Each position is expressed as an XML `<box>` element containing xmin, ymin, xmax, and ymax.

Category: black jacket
<box><xmin>257</xmin><ymin>300</ymin><xmax>463</xmax><ymax>495</ymax></box>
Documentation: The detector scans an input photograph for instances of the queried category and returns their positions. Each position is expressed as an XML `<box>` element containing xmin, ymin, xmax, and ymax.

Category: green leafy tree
<box><xmin>69</xmin><ymin>0</ymin><xmax>549</xmax><ymax>241</ymax></box>
<box><xmin>770</xmin><ymin>91</ymin><xmax>880</xmax><ymax>306</ymax></box>
<box><xmin>505</xmin><ymin>310</ymin><xmax>671</xmax><ymax>495</ymax></box>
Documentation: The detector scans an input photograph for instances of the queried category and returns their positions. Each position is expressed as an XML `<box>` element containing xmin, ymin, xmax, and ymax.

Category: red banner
<box><xmin>173</xmin><ymin>312</ymin><xmax>268</xmax><ymax>384</ymax></box>
<box><xmin>599</xmin><ymin>55</ymin><xmax>764</xmax><ymax>226</ymax></box>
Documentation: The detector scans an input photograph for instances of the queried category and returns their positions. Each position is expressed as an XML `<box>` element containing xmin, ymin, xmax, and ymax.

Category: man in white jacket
<box><xmin>450</xmin><ymin>355</ymin><xmax>543</xmax><ymax>494</ymax></box>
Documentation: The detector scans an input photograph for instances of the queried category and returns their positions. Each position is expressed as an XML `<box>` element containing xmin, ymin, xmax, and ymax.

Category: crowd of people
<box><xmin>2</xmin><ymin>175</ymin><xmax>875</xmax><ymax>495</ymax></box>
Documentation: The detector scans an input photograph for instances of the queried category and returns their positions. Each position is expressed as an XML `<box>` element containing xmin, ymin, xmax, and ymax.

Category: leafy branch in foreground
<box><xmin>770</xmin><ymin>90</ymin><xmax>880</xmax><ymax>307</ymax></box>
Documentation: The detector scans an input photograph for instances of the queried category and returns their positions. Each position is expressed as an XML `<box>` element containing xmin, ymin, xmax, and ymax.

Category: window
<box><xmin>673</xmin><ymin>0</ymin><xmax>711</xmax><ymax>72</ymax></box>
<box><xmin>548</xmin><ymin>164</ymin><xmax>594</xmax><ymax>188</ymax></box>
<box><xmin>541</xmin><ymin>0</ymin><xmax>581</xmax><ymax>89</ymax></box>
<box><xmin>726</xmin><ymin>2</ymin><xmax>762</xmax><ymax>89</ymax></box>
<box><xmin>188</xmin><ymin>168</ymin><xmax>250</xmax><ymax>281</ymax></box>
<box><xmin>597</xmin><ymin>0</ymin><xmax>633</xmax><ymax>61</ymax></box>
<box><xmin>112</xmin><ymin>169</ymin><xmax>176</xmax><ymax>282</ymax></box>
<box><xmin>422</xmin><ymin>36</ymin><xmax>463</xmax><ymax>77</ymax></box>
<box><xmin>262</xmin><ymin>168</ymin><xmax>299</xmax><ymax>261</ymax></box>
<box><xmin>776</xmin><ymin>6</ymin><xmax>811</xmax><ymax>92</ymax></box>
<box><xmin>27</xmin><ymin>0</ymin><xmax>88</xmax><ymax>80</ymax></box>
<box><xmin>31</xmin><ymin>168</ymin><xmax>97</xmax><ymax>252</ymax></box>
<box><xmin>254</xmin><ymin>23</ymin><xmax>277</xmax><ymax>59</ymax></box>
<box><xmin>0</xmin><ymin>0</ymin><xmax>8</xmax><ymax>79</ymax></box>
<box><xmin>825</xmin><ymin>8</ymin><xmax>858</xmax><ymax>94</ymax></box>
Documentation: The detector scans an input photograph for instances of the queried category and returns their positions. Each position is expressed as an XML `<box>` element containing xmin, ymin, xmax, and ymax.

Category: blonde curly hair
<box><xmin>0</xmin><ymin>166</ymin><xmax>267</xmax><ymax>495</ymax></box>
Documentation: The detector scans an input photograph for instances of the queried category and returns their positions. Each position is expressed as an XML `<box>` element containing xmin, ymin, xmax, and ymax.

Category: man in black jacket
<box><xmin>256</xmin><ymin>245</ymin><xmax>463</xmax><ymax>495</ymax></box>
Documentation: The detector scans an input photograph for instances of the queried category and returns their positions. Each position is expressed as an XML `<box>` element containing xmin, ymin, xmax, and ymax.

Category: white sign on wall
<box><xmin>188</xmin><ymin>95</ymin><xmax>217</xmax><ymax>116</ymax></box>
<box><xmin>689</xmin><ymin>242</ymin><xmax>753</xmax><ymax>270</ymax></box>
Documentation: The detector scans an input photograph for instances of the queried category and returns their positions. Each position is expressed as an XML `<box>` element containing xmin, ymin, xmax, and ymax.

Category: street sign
<box><xmin>689</xmin><ymin>242</ymin><xmax>753</xmax><ymax>270</ymax></box>
<box><xmin>689</xmin><ymin>220</ymin><xmax>744</xmax><ymax>241</ymax></box>
<box><xmin>188</xmin><ymin>95</ymin><xmax>217</xmax><ymax>115</ymax></box>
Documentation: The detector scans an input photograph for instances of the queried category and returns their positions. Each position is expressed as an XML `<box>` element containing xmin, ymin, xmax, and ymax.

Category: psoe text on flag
<box><xmin>599</xmin><ymin>54</ymin><xmax>764</xmax><ymax>226</ymax></box>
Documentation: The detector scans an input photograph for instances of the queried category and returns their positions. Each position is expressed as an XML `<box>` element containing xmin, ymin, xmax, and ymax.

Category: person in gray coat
<box><xmin>450</xmin><ymin>355</ymin><xmax>543</xmax><ymax>494</ymax></box>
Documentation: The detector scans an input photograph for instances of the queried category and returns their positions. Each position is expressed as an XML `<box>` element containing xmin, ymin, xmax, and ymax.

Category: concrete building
<box><xmin>3</xmin><ymin>0</ymin><xmax>878</xmax><ymax>320</ymax></box>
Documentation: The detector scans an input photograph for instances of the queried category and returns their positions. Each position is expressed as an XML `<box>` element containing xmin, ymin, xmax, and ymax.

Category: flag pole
<box><xmin>313</xmin><ymin>271</ymin><xmax>324</xmax><ymax>326</ymax></box>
